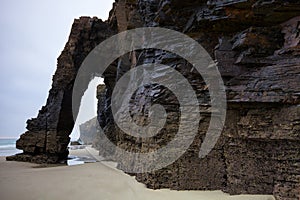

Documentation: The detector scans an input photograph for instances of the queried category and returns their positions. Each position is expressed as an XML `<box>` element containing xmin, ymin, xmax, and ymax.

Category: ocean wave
<box><xmin>0</xmin><ymin>149</ymin><xmax>22</xmax><ymax>156</ymax></box>
<box><xmin>0</xmin><ymin>145</ymin><xmax>16</xmax><ymax>150</ymax></box>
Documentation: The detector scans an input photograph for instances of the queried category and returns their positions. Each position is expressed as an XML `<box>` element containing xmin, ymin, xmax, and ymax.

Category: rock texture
<box><xmin>7</xmin><ymin>17</ymin><xmax>115</xmax><ymax>163</ymax></box>
<box><xmin>79</xmin><ymin>117</ymin><xmax>99</xmax><ymax>145</ymax></box>
<box><xmin>8</xmin><ymin>0</ymin><xmax>300</xmax><ymax>199</ymax></box>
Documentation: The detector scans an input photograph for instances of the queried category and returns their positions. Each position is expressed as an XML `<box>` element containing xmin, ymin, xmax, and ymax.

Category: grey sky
<box><xmin>0</xmin><ymin>0</ymin><xmax>114</xmax><ymax>138</ymax></box>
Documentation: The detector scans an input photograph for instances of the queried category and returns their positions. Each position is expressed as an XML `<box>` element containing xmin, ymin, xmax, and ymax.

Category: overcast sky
<box><xmin>0</xmin><ymin>0</ymin><xmax>114</xmax><ymax>139</ymax></box>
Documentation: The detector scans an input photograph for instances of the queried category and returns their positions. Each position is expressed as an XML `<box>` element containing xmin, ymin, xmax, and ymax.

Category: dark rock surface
<box><xmin>7</xmin><ymin>17</ymin><xmax>115</xmax><ymax>163</ymax></box>
<box><xmin>8</xmin><ymin>0</ymin><xmax>300</xmax><ymax>199</ymax></box>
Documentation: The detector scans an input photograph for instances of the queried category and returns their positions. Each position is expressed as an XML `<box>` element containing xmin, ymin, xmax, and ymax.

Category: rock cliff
<box><xmin>7</xmin><ymin>0</ymin><xmax>300</xmax><ymax>199</ymax></box>
<box><xmin>7</xmin><ymin>17</ymin><xmax>115</xmax><ymax>163</ymax></box>
<box><xmin>79</xmin><ymin>117</ymin><xmax>98</xmax><ymax>145</ymax></box>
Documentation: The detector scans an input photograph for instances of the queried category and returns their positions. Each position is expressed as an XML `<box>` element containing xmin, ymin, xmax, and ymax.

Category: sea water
<box><xmin>0</xmin><ymin>139</ymin><xmax>97</xmax><ymax>165</ymax></box>
<box><xmin>0</xmin><ymin>139</ymin><xmax>22</xmax><ymax>157</ymax></box>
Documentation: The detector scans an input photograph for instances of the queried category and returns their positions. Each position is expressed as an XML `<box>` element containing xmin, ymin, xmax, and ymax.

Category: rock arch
<box><xmin>7</xmin><ymin>17</ymin><xmax>115</xmax><ymax>163</ymax></box>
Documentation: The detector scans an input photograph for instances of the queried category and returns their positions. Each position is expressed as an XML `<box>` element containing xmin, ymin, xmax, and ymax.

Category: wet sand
<box><xmin>0</xmin><ymin>148</ymin><xmax>275</xmax><ymax>200</ymax></box>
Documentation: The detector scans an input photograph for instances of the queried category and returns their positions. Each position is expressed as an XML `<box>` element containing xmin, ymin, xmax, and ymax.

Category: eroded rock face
<box><xmin>98</xmin><ymin>1</ymin><xmax>300</xmax><ymax>199</ymax></box>
<box><xmin>8</xmin><ymin>0</ymin><xmax>300</xmax><ymax>199</ymax></box>
<box><xmin>79</xmin><ymin>117</ymin><xmax>98</xmax><ymax>145</ymax></box>
<box><xmin>7</xmin><ymin>17</ymin><xmax>115</xmax><ymax>163</ymax></box>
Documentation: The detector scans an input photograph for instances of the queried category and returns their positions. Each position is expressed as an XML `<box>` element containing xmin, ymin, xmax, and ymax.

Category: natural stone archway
<box><xmin>7</xmin><ymin>17</ymin><xmax>115</xmax><ymax>163</ymax></box>
<box><xmin>6</xmin><ymin>0</ymin><xmax>300</xmax><ymax>199</ymax></box>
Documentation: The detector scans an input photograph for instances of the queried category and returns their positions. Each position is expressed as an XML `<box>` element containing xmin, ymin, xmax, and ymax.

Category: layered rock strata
<box><xmin>8</xmin><ymin>1</ymin><xmax>300</xmax><ymax>199</ymax></box>
<box><xmin>7</xmin><ymin>18</ymin><xmax>115</xmax><ymax>163</ymax></box>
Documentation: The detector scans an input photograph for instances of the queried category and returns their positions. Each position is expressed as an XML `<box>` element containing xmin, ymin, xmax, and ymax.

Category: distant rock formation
<box><xmin>8</xmin><ymin>1</ymin><xmax>300</xmax><ymax>199</ymax></box>
<box><xmin>79</xmin><ymin>84</ymin><xmax>106</xmax><ymax>146</ymax></box>
<box><xmin>79</xmin><ymin>117</ymin><xmax>98</xmax><ymax>145</ymax></box>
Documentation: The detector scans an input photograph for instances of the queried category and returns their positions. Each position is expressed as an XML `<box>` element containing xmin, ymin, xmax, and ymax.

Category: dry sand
<box><xmin>0</xmin><ymin>148</ymin><xmax>275</xmax><ymax>200</ymax></box>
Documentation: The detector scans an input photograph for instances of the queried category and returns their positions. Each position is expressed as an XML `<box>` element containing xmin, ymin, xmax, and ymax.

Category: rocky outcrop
<box><xmin>8</xmin><ymin>0</ymin><xmax>300</xmax><ymax>199</ymax></box>
<box><xmin>98</xmin><ymin>1</ymin><xmax>300</xmax><ymax>199</ymax></box>
<box><xmin>79</xmin><ymin>117</ymin><xmax>98</xmax><ymax>145</ymax></box>
<box><xmin>6</xmin><ymin>17</ymin><xmax>115</xmax><ymax>163</ymax></box>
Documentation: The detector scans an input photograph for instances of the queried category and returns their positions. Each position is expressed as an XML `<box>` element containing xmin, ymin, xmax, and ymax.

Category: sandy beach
<box><xmin>0</xmin><ymin>148</ymin><xmax>275</xmax><ymax>200</ymax></box>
